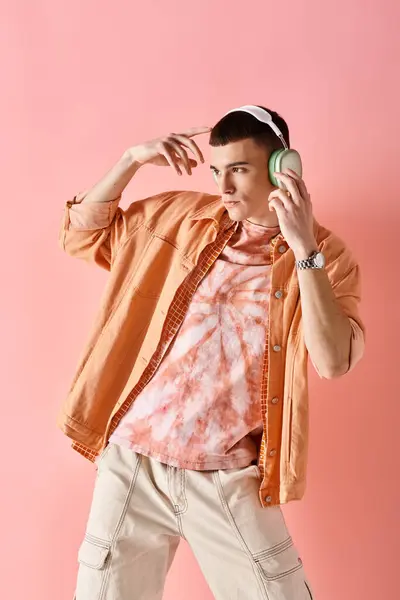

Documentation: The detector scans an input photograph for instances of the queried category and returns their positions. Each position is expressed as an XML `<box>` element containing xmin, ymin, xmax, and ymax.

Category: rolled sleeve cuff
<box><xmin>347</xmin><ymin>317</ymin><xmax>365</xmax><ymax>372</ymax></box>
<box><xmin>65</xmin><ymin>191</ymin><xmax>121</xmax><ymax>231</ymax></box>
<box><xmin>310</xmin><ymin>317</ymin><xmax>365</xmax><ymax>378</ymax></box>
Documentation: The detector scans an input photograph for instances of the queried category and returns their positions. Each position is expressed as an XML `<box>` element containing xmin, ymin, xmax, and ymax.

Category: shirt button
<box><xmin>271</xmin><ymin>397</ymin><xmax>279</xmax><ymax>404</ymax></box>
<box><xmin>278</xmin><ymin>245</ymin><xmax>287</xmax><ymax>254</ymax></box>
<box><xmin>274</xmin><ymin>290</ymin><xmax>283</xmax><ymax>299</ymax></box>
<box><xmin>273</xmin><ymin>345</ymin><xmax>281</xmax><ymax>352</ymax></box>
<box><xmin>265</xmin><ymin>495</ymin><xmax>272</xmax><ymax>503</ymax></box>
<box><xmin>269</xmin><ymin>449</ymin><xmax>277</xmax><ymax>457</ymax></box>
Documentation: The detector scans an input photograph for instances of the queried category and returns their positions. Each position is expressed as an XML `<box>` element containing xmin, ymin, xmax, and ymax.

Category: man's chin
<box><xmin>224</xmin><ymin>202</ymin><xmax>248</xmax><ymax>221</ymax></box>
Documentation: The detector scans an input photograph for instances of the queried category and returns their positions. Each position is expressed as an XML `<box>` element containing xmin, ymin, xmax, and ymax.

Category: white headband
<box><xmin>224</xmin><ymin>105</ymin><xmax>288</xmax><ymax>149</ymax></box>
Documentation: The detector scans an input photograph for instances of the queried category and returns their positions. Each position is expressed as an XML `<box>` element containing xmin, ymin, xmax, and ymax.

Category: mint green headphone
<box><xmin>224</xmin><ymin>105</ymin><xmax>303</xmax><ymax>190</ymax></box>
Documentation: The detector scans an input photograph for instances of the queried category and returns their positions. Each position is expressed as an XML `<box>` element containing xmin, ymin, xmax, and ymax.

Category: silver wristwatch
<box><xmin>296</xmin><ymin>251</ymin><xmax>325</xmax><ymax>270</ymax></box>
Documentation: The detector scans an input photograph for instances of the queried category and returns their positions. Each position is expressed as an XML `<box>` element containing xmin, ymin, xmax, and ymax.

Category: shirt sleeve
<box><xmin>347</xmin><ymin>317</ymin><xmax>364</xmax><ymax>372</ymax></box>
<box><xmin>59</xmin><ymin>190</ymin><xmax>125</xmax><ymax>270</ymax></box>
<box><xmin>59</xmin><ymin>189</ymin><xmax>179</xmax><ymax>270</ymax></box>
<box><xmin>333</xmin><ymin>262</ymin><xmax>365</xmax><ymax>373</ymax></box>
<box><xmin>65</xmin><ymin>190</ymin><xmax>121</xmax><ymax>230</ymax></box>
<box><xmin>311</xmin><ymin>261</ymin><xmax>365</xmax><ymax>378</ymax></box>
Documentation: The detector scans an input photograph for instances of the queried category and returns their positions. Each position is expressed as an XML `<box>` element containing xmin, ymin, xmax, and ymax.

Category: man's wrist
<box><xmin>293</xmin><ymin>242</ymin><xmax>319</xmax><ymax>262</ymax></box>
<box><xmin>121</xmin><ymin>149</ymin><xmax>142</xmax><ymax>172</ymax></box>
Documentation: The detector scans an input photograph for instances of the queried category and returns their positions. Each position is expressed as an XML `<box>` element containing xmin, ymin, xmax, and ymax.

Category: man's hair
<box><xmin>209</xmin><ymin>106</ymin><xmax>290</xmax><ymax>156</ymax></box>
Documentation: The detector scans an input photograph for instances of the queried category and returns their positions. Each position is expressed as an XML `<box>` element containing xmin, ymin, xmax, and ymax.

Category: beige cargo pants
<box><xmin>74</xmin><ymin>444</ymin><xmax>314</xmax><ymax>599</ymax></box>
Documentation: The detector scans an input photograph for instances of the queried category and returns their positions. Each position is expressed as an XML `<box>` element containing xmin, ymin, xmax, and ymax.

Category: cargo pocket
<box><xmin>76</xmin><ymin>536</ymin><xmax>111</xmax><ymax>599</ymax></box>
<box><xmin>253</xmin><ymin>537</ymin><xmax>303</xmax><ymax>582</ymax></box>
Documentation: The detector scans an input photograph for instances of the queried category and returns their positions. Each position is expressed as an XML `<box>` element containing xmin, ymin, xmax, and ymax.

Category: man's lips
<box><xmin>224</xmin><ymin>200</ymin><xmax>240</xmax><ymax>207</ymax></box>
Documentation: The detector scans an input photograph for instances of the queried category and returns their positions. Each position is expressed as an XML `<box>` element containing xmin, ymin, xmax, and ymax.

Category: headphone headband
<box><xmin>224</xmin><ymin>105</ymin><xmax>288</xmax><ymax>150</ymax></box>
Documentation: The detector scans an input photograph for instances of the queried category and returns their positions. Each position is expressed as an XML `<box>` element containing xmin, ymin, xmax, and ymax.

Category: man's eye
<box><xmin>232</xmin><ymin>167</ymin><xmax>245</xmax><ymax>173</ymax></box>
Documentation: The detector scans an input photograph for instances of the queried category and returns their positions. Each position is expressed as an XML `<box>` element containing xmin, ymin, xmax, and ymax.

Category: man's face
<box><xmin>210</xmin><ymin>138</ymin><xmax>277</xmax><ymax>224</ymax></box>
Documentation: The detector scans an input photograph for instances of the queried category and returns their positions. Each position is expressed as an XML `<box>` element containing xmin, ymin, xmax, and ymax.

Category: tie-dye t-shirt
<box><xmin>110</xmin><ymin>220</ymin><xmax>281</xmax><ymax>470</ymax></box>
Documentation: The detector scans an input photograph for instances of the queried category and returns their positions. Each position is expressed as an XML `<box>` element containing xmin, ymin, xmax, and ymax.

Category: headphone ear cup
<box><xmin>269</xmin><ymin>149</ymin><xmax>303</xmax><ymax>189</ymax></box>
<box><xmin>269</xmin><ymin>150</ymin><xmax>283</xmax><ymax>187</ymax></box>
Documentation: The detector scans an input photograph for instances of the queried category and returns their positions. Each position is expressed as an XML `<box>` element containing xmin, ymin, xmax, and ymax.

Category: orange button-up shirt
<box><xmin>58</xmin><ymin>190</ymin><xmax>364</xmax><ymax>507</ymax></box>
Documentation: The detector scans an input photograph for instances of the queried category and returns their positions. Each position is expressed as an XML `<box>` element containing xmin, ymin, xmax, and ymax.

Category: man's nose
<box><xmin>220</xmin><ymin>174</ymin><xmax>235</xmax><ymax>195</ymax></box>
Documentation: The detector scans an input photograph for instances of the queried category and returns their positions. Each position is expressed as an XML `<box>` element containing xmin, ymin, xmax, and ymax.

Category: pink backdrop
<box><xmin>1</xmin><ymin>1</ymin><xmax>398</xmax><ymax>598</ymax></box>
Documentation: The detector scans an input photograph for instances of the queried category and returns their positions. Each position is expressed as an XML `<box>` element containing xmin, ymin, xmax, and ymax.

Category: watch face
<box><xmin>314</xmin><ymin>252</ymin><xmax>325</xmax><ymax>268</ymax></box>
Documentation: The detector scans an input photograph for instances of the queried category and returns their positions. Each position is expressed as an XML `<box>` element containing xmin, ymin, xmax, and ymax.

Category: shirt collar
<box><xmin>189</xmin><ymin>197</ymin><xmax>235</xmax><ymax>231</ymax></box>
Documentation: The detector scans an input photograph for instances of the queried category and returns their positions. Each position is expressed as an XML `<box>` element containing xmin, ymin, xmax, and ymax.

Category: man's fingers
<box><xmin>181</xmin><ymin>126</ymin><xmax>212</xmax><ymax>138</ymax></box>
<box><xmin>270</xmin><ymin>190</ymin><xmax>292</xmax><ymax>211</ymax></box>
<box><xmin>277</xmin><ymin>169</ymin><xmax>310</xmax><ymax>203</ymax></box>
<box><xmin>285</xmin><ymin>168</ymin><xmax>310</xmax><ymax>199</ymax></box>
<box><xmin>274</xmin><ymin>172</ymin><xmax>302</xmax><ymax>205</ymax></box>
<box><xmin>170</xmin><ymin>134</ymin><xmax>205</xmax><ymax>164</ymax></box>
<box><xmin>159</xmin><ymin>142</ymin><xmax>198</xmax><ymax>176</ymax></box>
<box><xmin>269</xmin><ymin>197</ymin><xmax>285</xmax><ymax>214</ymax></box>
<box><xmin>167</xmin><ymin>140</ymin><xmax>192</xmax><ymax>174</ymax></box>
<box><xmin>157</xmin><ymin>127</ymin><xmax>209</xmax><ymax>176</ymax></box>
<box><xmin>159</xmin><ymin>142</ymin><xmax>182</xmax><ymax>175</ymax></box>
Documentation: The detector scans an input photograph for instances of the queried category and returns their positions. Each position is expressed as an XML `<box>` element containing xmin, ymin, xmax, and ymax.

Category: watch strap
<box><xmin>296</xmin><ymin>251</ymin><xmax>320</xmax><ymax>270</ymax></box>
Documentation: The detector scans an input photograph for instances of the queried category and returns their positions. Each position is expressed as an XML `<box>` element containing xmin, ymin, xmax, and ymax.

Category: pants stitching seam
<box><xmin>175</xmin><ymin>469</ymin><xmax>188</xmax><ymax>515</ymax></box>
<box><xmin>213</xmin><ymin>471</ymin><xmax>270</xmax><ymax>600</ymax></box>
<box><xmin>98</xmin><ymin>452</ymin><xmax>142</xmax><ymax>600</ymax></box>
<box><xmin>253</xmin><ymin>536</ymin><xmax>293</xmax><ymax>560</ymax></box>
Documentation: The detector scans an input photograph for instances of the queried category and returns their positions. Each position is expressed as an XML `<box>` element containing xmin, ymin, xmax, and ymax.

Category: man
<box><xmin>59</xmin><ymin>105</ymin><xmax>364</xmax><ymax>599</ymax></box>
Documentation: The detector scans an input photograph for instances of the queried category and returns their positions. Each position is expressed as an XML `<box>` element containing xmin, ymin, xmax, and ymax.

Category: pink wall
<box><xmin>1</xmin><ymin>1</ymin><xmax>398</xmax><ymax>598</ymax></box>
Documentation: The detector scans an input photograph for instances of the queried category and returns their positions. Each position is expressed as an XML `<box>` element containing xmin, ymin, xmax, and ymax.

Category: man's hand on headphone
<box><xmin>268</xmin><ymin>168</ymin><xmax>317</xmax><ymax>260</ymax></box>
